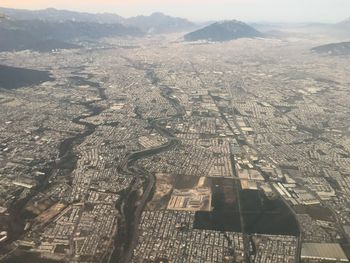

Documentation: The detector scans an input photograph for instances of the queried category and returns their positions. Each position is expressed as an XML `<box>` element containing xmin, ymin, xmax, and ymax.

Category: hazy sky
<box><xmin>1</xmin><ymin>0</ymin><xmax>349</xmax><ymax>23</ymax></box>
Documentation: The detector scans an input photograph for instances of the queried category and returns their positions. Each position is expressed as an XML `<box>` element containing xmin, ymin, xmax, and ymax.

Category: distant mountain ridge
<box><xmin>184</xmin><ymin>20</ymin><xmax>262</xmax><ymax>42</ymax></box>
<box><xmin>0</xmin><ymin>18</ymin><xmax>143</xmax><ymax>52</ymax></box>
<box><xmin>0</xmin><ymin>7</ymin><xmax>124</xmax><ymax>24</ymax></box>
<box><xmin>0</xmin><ymin>7</ymin><xmax>200</xmax><ymax>52</ymax></box>
<box><xmin>338</xmin><ymin>17</ymin><xmax>350</xmax><ymax>26</ymax></box>
<box><xmin>0</xmin><ymin>7</ymin><xmax>197</xmax><ymax>34</ymax></box>
<box><xmin>126</xmin><ymin>12</ymin><xmax>196</xmax><ymax>34</ymax></box>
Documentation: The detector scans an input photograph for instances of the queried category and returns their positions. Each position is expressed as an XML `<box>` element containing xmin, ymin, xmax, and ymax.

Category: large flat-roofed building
<box><xmin>301</xmin><ymin>243</ymin><xmax>349</xmax><ymax>262</ymax></box>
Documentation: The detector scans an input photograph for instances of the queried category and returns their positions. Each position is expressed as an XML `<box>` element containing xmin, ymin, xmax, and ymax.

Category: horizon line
<box><xmin>0</xmin><ymin>5</ymin><xmax>346</xmax><ymax>24</ymax></box>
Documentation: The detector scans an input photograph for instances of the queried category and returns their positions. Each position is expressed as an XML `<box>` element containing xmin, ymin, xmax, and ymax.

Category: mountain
<box><xmin>329</xmin><ymin>18</ymin><xmax>350</xmax><ymax>38</ymax></box>
<box><xmin>0</xmin><ymin>7</ymin><xmax>197</xmax><ymax>34</ymax></box>
<box><xmin>0</xmin><ymin>18</ymin><xmax>143</xmax><ymax>52</ymax></box>
<box><xmin>338</xmin><ymin>17</ymin><xmax>350</xmax><ymax>27</ymax></box>
<box><xmin>126</xmin><ymin>12</ymin><xmax>196</xmax><ymax>34</ymax></box>
<box><xmin>0</xmin><ymin>7</ymin><xmax>124</xmax><ymax>24</ymax></box>
<box><xmin>0</xmin><ymin>7</ymin><xmax>199</xmax><ymax>52</ymax></box>
<box><xmin>184</xmin><ymin>20</ymin><xmax>262</xmax><ymax>42</ymax></box>
<box><xmin>311</xmin><ymin>42</ymin><xmax>350</xmax><ymax>56</ymax></box>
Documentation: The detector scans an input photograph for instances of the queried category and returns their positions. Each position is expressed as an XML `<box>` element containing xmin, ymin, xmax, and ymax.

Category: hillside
<box><xmin>0</xmin><ymin>18</ymin><xmax>143</xmax><ymax>52</ymax></box>
<box><xmin>126</xmin><ymin>12</ymin><xmax>196</xmax><ymax>34</ymax></box>
<box><xmin>0</xmin><ymin>64</ymin><xmax>54</xmax><ymax>90</ymax></box>
<box><xmin>0</xmin><ymin>7</ymin><xmax>124</xmax><ymax>24</ymax></box>
<box><xmin>184</xmin><ymin>20</ymin><xmax>262</xmax><ymax>42</ymax></box>
<box><xmin>0</xmin><ymin>7</ymin><xmax>197</xmax><ymax>34</ymax></box>
<box><xmin>311</xmin><ymin>42</ymin><xmax>350</xmax><ymax>56</ymax></box>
